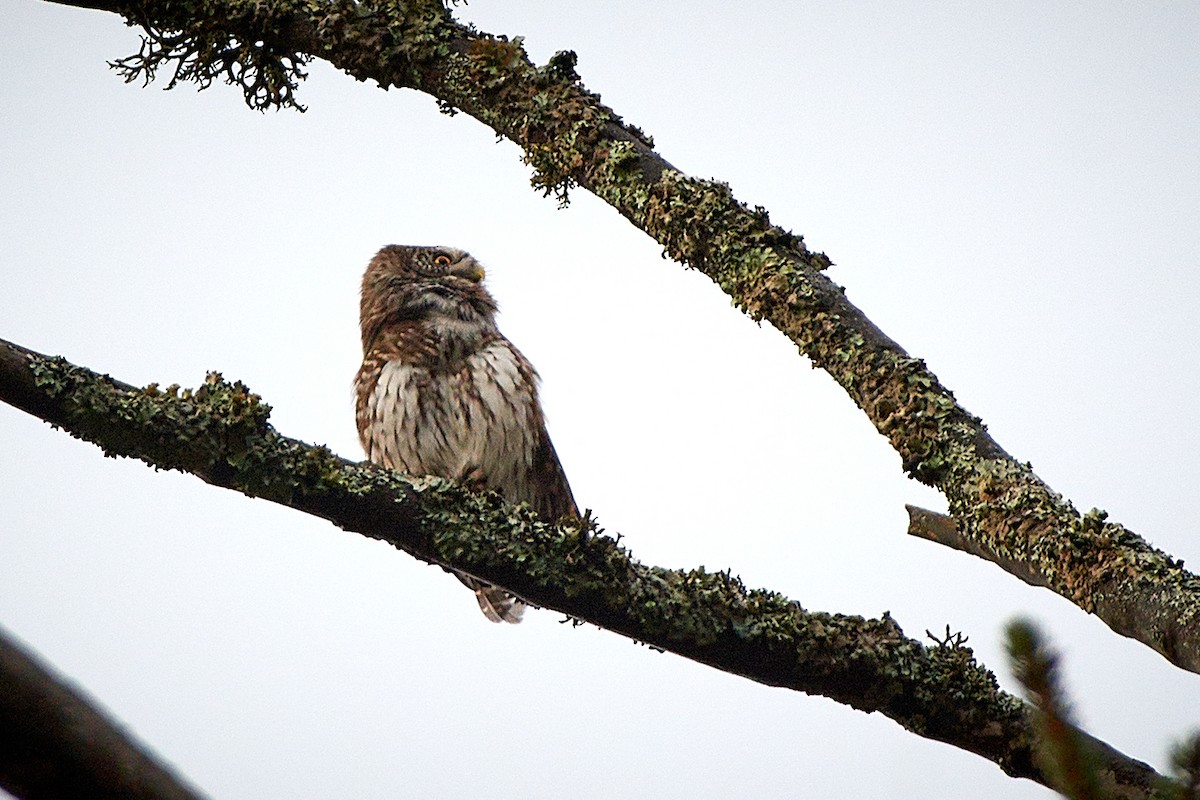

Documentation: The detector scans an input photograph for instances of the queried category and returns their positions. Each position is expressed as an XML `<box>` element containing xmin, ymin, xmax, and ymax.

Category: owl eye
<box><xmin>433</xmin><ymin>254</ymin><xmax>452</xmax><ymax>267</ymax></box>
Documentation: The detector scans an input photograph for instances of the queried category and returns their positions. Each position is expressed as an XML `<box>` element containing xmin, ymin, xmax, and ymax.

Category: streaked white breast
<box><xmin>365</xmin><ymin>341</ymin><xmax>541</xmax><ymax>504</ymax></box>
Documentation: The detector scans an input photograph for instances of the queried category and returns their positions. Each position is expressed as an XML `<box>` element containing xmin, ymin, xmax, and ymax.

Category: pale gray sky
<box><xmin>2</xmin><ymin>2</ymin><xmax>1198</xmax><ymax>798</ymax></box>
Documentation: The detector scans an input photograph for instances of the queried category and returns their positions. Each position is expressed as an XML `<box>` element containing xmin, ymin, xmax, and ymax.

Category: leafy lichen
<box><xmin>32</xmin><ymin>358</ymin><xmax>271</xmax><ymax>473</ymax></box>
<box><xmin>110</xmin><ymin>0</ymin><xmax>321</xmax><ymax>111</ymax></box>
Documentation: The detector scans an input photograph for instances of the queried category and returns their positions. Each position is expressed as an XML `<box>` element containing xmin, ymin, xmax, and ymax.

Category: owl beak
<box><xmin>450</xmin><ymin>258</ymin><xmax>485</xmax><ymax>283</ymax></box>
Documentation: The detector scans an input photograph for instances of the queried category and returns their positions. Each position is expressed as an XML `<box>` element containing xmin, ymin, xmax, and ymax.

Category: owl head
<box><xmin>360</xmin><ymin>245</ymin><xmax>497</xmax><ymax>348</ymax></box>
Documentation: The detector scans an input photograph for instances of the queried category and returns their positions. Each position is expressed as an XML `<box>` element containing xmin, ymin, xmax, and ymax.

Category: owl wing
<box><xmin>529</xmin><ymin>429</ymin><xmax>578</xmax><ymax>523</ymax></box>
<box><xmin>464</xmin><ymin>337</ymin><xmax>578</xmax><ymax>524</ymax></box>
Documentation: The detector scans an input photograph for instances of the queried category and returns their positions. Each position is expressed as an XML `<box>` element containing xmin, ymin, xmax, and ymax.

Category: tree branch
<box><xmin>0</xmin><ymin>335</ymin><xmax>1179</xmax><ymax>799</ymax></box>
<box><xmin>907</xmin><ymin>505</ymin><xmax>1050</xmax><ymax>591</ymax></box>
<box><xmin>42</xmin><ymin>0</ymin><xmax>1200</xmax><ymax>675</ymax></box>
<box><xmin>0</xmin><ymin>623</ymin><xmax>206</xmax><ymax>800</ymax></box>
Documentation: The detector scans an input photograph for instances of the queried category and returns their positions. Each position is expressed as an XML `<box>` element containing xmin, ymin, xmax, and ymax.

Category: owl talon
<box><xmin>460</xmin><ymin>464</ymin><xmax>488</xmax><ymax>491</ymax></box>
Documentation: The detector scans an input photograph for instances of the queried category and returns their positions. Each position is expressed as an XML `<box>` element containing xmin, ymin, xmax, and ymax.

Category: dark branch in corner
<box><xmin>0</xmin><ymin>336</ymin><xmax>1179</xmax><ymax>800</ymax></box>
<box><xmin>42</xmin><ymin>0</ymin><xmax>1200</xmax><ymax>676</ymax></box>
<box><xmin>0</xmin><ymin>623</ymin><xmax>206</xmax><ymax>800</ymax></box>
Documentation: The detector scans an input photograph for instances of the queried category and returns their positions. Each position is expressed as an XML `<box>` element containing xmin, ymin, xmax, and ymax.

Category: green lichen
<box><xmin>28</xmin><ymin>354</ymin><xmax>390</xmax><ymax>508</ymax></box>
<box><xmin>31</xmin><ymin>357</ymin><xmax>271</xmax><ymax>475</ymax></box>
<box><xmin>587</xmin><ymin>156</ymin><xmax>822</xmax><ymax>290</ymax></box>
<box><xmin>324</xmin><ymin>0</ymin><xmax>458</xmax><ymax>89</ymax></box>
<box><xmin>110</xmin><ymin>0</ymin><xmax>323</xmax><ymax>111</ymax></box>
<box><xmin>443</xmin><ymin>34</ymin><xmax>616</xmax><ymax>205</ymax></box>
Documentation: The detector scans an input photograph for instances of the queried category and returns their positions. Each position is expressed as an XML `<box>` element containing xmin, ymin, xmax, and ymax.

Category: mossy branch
<box><xmin>42</xmin><ymin>0</ymin><xmax>1200</xmax><ymax>675</ymax></box>
<box><xmin>0</xmin><ymin>335</ymin><xmax>1178</xmax><ymax>799</ymax></box>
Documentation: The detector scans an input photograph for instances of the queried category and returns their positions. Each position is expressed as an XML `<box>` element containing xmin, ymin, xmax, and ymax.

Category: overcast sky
<box><xmin>2</xmin><ymin>2</ymin><xmax>1199</xmax><ymax>798</ymax></box>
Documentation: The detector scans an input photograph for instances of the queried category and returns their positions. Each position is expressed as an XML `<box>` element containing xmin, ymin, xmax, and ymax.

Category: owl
<box><xmin>355</xmin><ymin>245</ymin><xmax>578</xmax><ymax>623</ymax></box>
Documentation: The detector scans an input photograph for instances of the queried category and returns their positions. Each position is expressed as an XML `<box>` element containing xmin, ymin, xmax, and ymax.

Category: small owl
<box><xmin>355</xmin><ymin>245</ymin><xmax>578</xmax><ymax>623</ymax></box>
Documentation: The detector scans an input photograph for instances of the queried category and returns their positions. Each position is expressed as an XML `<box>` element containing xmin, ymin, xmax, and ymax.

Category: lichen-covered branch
<box><xmin>907</xmin><ymin>505</ymin><xmax>1050</xmax><ymax>590</ymax></box>
<box><xmin>0</xmin><ymin>336</ymin><xmax>1176</xmax><ymax>799</ymax></box>
<box><xmin>0</xmin><ymin>622</ymin><xmax>207</xmax><ymax>800</ymax></box>
<box><xmin>42</xmin><ymin>0</ymin><xmax>1200</xmax><ymax>676</ymax></box>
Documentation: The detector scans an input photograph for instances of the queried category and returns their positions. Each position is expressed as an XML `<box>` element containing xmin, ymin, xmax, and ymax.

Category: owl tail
<box><xmin>474</xmin><ymin>585</ymin><xmax>526</xmax><ymax>624</ymax></box>
<box><xmin>455</xmin><ymin>572</ymin><xmax>526</xmax><ymax>623</ymax></box>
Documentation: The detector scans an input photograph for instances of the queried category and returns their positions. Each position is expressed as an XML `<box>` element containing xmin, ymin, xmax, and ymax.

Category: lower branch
<box><xmin>0</xmin><ymin>335</ymin><xmax>1174</xmax><ymax>799</ymax></box>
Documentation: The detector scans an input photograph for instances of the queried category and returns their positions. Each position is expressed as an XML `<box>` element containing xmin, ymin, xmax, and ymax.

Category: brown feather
<box><xmin>355</xmin><ymin>245</ymin><xmax>578</xmax><ymax>623</ymax></box>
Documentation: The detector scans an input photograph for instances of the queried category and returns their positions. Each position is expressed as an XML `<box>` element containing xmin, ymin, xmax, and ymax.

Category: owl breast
<box><xmin>362</xmin><ymin>340</ymin><xmax>542</xmax><ymax>503</ymax></box>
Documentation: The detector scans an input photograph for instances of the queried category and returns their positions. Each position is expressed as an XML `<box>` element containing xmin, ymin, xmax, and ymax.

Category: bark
<box><xmin>0</xmin><ymin>335</ymin><xmax>1180</xmax><ymax>800</ymax></box>
<box><xmin>0</xmin><ymin>624</ymin><xmax>206</xmax><ymax>800</ymax></box>
<box><xmin>908</xmin><ymin>505</ymin><xmax>1052</xmax><ymax>591</ymax></box>
<box><xmin>41</xmin><ymin>0</ymin><xmax>1200</xmax><ymax>677</ymax></box>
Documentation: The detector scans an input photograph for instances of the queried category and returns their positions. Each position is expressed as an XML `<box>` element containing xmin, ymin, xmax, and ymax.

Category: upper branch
<box><xmin>0</xmin><ymin>336</ymin><xmax>1175</xmax><ymax>799</ymax></box>
<box><xmin>46</xmin><ymin>0</ymin><xmax>1200</xmax><ymax>675</ymax></box>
